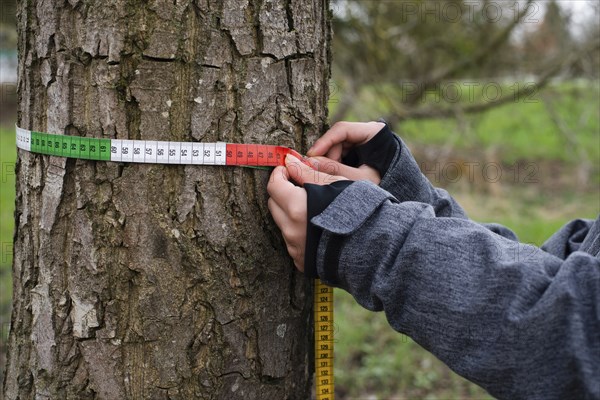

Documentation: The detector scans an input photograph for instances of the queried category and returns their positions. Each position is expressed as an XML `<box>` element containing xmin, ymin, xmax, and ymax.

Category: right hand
<box><xmin>267</xmin><ymin>155</ymin><xmax>348</xmax><ymax>271</ymax></box>
<box><xmin>306</xmin><ymin>121</ymin><xmax>385</xmax><ymax>184</ymax></box>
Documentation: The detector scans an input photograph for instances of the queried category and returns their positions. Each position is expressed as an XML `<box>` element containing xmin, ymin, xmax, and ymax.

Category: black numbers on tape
<box><xmin>145</xmin><ymin>148</ymin><xmax>152</xmax><ymax>155</ymax></box>
<box><xmin>204</xmin><ymin>150</ymin><xmax>211</xmax><ymax>157</ymax></box>
<box><xmin>122</xmin><ymin>147</ymin><xmax>128</xmax><ymax>155</ymax></box>
<box><xmin>216</xmin><ymin>150</ymin><xmax>222</xmax><ymax>157</ymax></box>
<box><xmin>181</xmin><ymin>149</ymin><xmax>188</xmax><ymax>157</ymax></box>
<box><xmin>134</xmin><ymin>147</ymin><xmax>141</xmax><ymax>155</ymax></box>
<box><xmin>193</xmin><ymin>150</ymin><xmax>199</xmax><ymax>157</ymax></box>
<box><xmin>157</xmin><ymin>149</ymin><xmax>164</xmax><ymax>156</ymax></box>
<box><xmin>169</xmin><ymin>149</ymin><xmax>176</xmax><ymax>157</ymax></box>
<box><xmin>111</xmin><ymin>146</ymin><xmax>117</xmax><ymax>154</ymax></box>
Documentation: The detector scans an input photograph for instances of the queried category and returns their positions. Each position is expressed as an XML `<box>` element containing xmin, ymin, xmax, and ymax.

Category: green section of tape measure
<box><xmin>30</xmin><ymin>131</ymin><xmax>112</xmax><ymax>161</ymax></box>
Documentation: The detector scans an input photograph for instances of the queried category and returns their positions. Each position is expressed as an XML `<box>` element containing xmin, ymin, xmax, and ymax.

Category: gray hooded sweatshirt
<box><xmin>307</xmin><ymin>125</ymin><xmax>600</xmax><ymax>400</ymax></box>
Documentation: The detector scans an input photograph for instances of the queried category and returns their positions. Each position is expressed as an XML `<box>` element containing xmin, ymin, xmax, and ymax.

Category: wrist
<box><xmin>303</xmin><ymin>180</ymin><xmax>354</xmax><ymax>278</ymax></box>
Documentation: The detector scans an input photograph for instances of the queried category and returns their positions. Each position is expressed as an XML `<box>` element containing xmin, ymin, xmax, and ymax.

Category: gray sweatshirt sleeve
<box><xmin>312</xmin><ymin>181</ymin><xmax>600</xmax><ymax>400</ymax></box>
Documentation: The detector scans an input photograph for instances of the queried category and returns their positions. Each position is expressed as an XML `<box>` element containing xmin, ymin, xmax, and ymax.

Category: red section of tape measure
<box><xmin>225</xmin><ymin>144</ymin><xmax>314</xmax><ymax>168</ymax></box>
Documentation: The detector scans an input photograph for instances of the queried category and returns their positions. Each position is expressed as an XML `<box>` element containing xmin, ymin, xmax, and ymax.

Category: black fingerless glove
<box><xmin>341</xmin><ymin>122</ymin><xmax>398</xmax><ymax>178</ymax></box>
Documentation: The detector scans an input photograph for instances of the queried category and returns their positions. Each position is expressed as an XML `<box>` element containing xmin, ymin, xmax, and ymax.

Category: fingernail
<box><xmin>285</xmin><ymin>154</ymin><xmax>299</xmax><ymax>164</ymax></box>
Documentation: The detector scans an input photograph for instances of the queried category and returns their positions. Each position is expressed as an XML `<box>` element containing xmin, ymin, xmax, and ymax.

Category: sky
<box><xmin>557</xmin><ymin>0</ymin><xmax>598</xmax><ymax>38</ymax></box>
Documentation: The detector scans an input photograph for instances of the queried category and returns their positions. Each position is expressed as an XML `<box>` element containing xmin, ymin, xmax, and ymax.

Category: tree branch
<box><xmin>403</xmin><ymin>0</ymin><xmax>535</xmax><ymax>105</ymax></box>
<box><xmin>385</xmin><ymin>38</ymin><xmax>600</xmax><ymax>123</ymax></box>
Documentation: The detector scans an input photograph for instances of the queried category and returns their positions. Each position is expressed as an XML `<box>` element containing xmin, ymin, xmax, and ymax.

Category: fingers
<box><xmin>285</xmin><ymin>154</ymin><xmax>347</xmax><ymax>186</ymax></box>
<box><xmin>267</xmin><ymin>166</ymin><xmax>295</xmax><ymax>204</ymax></box>
<box><xmin>307</xmin><ymin>138</ymin><xmax>343</xmax><ymax>160</ymax></box>
<box><xmin>268</xmin><ymin>198</ymin><xmax>305</xmax><ymax>243</ymax></box>
<box><xmin>267</xmin><ymin>192</ymin><xmax>306</xmax><ymax>272</ymax></box>
<box><xmin>308</xmin><ymin>156</ymin><xmax>366</xmax><ymax>180</ymax></box>
<box><xmin>307</xmin><ymin>121</ymin><xmax>385</xmax><ymax>158</ymax></box>
<box><xmin>267</xmin><ymin>197</ymin><xmax>290</xmax><ymax>234</ymax></box>
<box><xmin>307</xmin><ymin>156</ymin><xmax>382</xmax><ymax>184</ymax></box>
<box><xmin>307</xmin><ymin>122</ymin><xmax>350</xmax><ymax>157</ymax></box>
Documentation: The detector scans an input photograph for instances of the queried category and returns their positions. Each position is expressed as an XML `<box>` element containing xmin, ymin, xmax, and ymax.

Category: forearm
<box><xmin>312</xmin><ymin>181</ymin><xmax>600</xmax><ymax>400</ymax></box>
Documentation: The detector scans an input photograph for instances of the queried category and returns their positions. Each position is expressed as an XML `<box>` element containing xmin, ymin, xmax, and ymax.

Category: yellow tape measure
<box><xmin>314</xmin><ymin>279</ymin><xmax>334</xmax><ymax>399</ymax></box>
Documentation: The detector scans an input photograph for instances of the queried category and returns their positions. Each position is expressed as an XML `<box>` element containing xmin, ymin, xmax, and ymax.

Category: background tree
<box><xmin>3</xmin><ymin>1</ymin><xmax>330</xmax><ymax>398</ymax></box>
<box><xmin>522</xmin><ymin>0</ymin><xmax>572</xmax><ymax>74</ymax></box>
<box><xmin>330</xmin><ymin>0</ymin><xmax>599</xmax><ymax>123</ymax></box>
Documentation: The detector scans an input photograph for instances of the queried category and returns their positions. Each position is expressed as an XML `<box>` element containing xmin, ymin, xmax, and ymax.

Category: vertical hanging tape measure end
<box><xmin>314</xmin><ymin>279</ymin><xmax>334</xmax><ymax>400</ymax></box>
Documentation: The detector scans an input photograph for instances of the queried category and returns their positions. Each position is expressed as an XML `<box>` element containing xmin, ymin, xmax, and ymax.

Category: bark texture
<box><xmin>4</xmin><ymin>0</ymin><xmax>330</xmax><ymax>399</ymax></box>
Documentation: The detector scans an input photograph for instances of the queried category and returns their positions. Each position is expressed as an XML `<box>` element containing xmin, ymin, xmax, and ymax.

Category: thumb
<box><xmin>285</xmin><ymin>154</ymin><xmax>345</xmax><ymax>186</ymax></box>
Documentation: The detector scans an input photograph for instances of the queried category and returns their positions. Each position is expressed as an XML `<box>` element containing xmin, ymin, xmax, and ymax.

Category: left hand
<box><xmin>267</xmin><ymin>154</ymin><xmax>347</xmax><ymax>271</ymax></box>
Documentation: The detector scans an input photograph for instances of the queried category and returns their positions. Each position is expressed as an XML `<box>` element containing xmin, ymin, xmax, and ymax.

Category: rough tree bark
<box><xmin>4</xmin><ymin>0</ymin><xmax>330</xmax><ymax>399</ymax></box>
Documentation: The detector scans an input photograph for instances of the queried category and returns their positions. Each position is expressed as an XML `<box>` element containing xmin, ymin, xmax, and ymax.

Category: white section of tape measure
<box><xmin>109</xmin><ymin>139</ymin><xmax>226</xmax><ymax>164</ymax></box>
<box><xmin>16</xmin><ymin>127</ymin><xmax>31</xmax><ymax>151</ymax></box>
<box><xmin>16</xmin><ymin>127</ymin><xmax>228</xmax><ymax>165</ymax></box>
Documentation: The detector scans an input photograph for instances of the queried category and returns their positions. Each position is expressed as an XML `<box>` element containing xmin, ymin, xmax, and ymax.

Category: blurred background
<box><xmin>0</xmin><ymin>1</ymin><xmax>598</xmax><ymax>398</ymax></box>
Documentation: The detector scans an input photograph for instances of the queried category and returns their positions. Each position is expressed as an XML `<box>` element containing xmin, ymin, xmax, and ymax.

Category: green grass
<box><xmin>332</xmin><ymin>81</ymin><xmax>600</xmax><ymax>166</ymax></box>
<box><xmin>335</xmin><ymin>290</ymin><xmax>494</xmax><ymax>400</ymax></box>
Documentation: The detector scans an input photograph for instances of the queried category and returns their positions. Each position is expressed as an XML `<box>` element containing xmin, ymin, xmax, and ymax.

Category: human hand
<box><xmin>307</xmin><ymin>156</ymin><xmax>381</xmax><ymax>185</ymax></box>
<box><xmin>306</xmin><ymin>121</ymin><xmax>385</xmax><ymax>184</ymax></box>
<box><xmin>267</xmin><ymin>154</ymin><xmax>347</xmax><ymax>271</ymax></box>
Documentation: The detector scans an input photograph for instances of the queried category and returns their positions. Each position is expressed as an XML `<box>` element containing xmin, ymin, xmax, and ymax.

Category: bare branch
<box><xmin>403</xmin><ymin>0</ymin><xmax>535</xmax><ymax>105</ymax></box>
<box><xmin>385</xmin><ymin>38</ymin><xmax>600</xmax><ymax>124</ymax></box>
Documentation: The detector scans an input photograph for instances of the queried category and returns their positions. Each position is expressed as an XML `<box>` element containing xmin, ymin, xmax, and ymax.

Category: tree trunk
<box><xmin>4</xmin><ymin>1</ymin><xmax>330</xmax><ymax>399</ymax></box>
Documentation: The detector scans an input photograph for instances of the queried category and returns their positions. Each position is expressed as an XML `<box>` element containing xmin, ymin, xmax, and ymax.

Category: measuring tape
<box><xmin>15</xmin><ymin>126</ymin><xmax>307</xmax><ymax>167</ymax></box>
<box><xmin>15</xmin><ymin>126</ymin><xmax>334</xmax><ymax>398</ymax></box>
<box><xmin>314</xmin><ymin>279</ymin><xmax>335</xmax><ymax>399</ymax></box>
